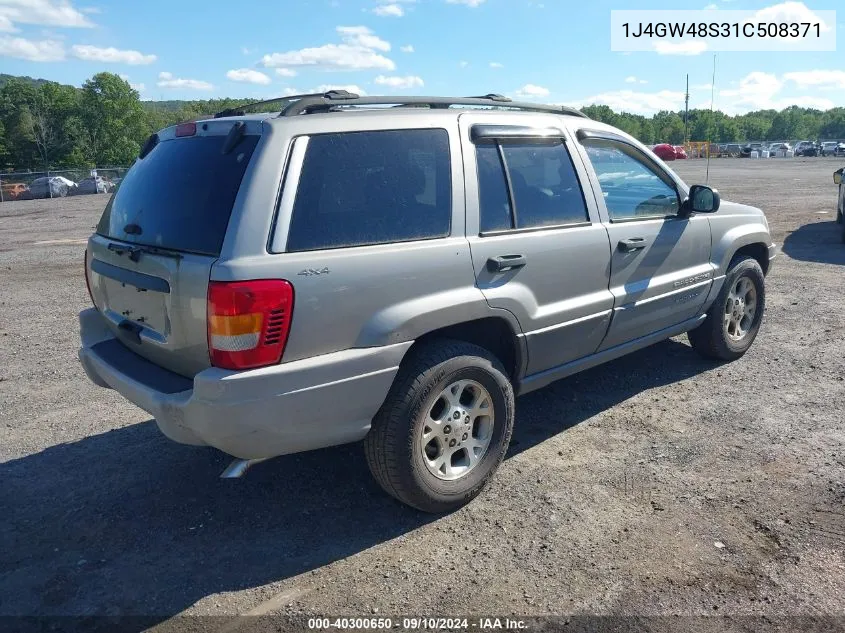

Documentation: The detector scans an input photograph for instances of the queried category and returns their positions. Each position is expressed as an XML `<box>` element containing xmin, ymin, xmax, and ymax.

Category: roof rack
<box><xmin>213</xmin><ymin>93</ymin><xmax>326</xmax><ymax>118</ymax></box>
<box><xmin>275</xmin><ymin>91</ymin><xmax>588</xmax><ymax>118</ymax></box>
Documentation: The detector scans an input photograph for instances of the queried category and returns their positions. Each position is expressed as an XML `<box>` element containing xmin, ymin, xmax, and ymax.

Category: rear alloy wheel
<box><xmin>420</xmin><ymin>379</ymin><xmax>495</xmax><ymax>481</ymax></box>
<box><xmin>688</xmin><ymin>256</ymin><xmax>765</xmax><ymax>361</ymax></box>
<box><xmin>365</xmin><ymin>340</ymin><xmax>514</xmax><ymax>513</ymax></box>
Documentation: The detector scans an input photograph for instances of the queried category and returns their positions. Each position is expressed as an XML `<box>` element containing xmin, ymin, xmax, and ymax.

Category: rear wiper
<box><xmin>107</xmin><ymin>242</ymin><xmax>183</xmax><ymax>262</ymax></box>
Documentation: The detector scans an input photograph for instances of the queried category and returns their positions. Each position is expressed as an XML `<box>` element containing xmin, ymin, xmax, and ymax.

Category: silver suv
<box><xmin>79</xmin><ymin>92</ymin><xmax>776</xmax><ymax>512</ymax></box>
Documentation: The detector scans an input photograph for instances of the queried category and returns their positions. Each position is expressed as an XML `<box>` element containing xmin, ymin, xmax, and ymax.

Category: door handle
<box><xmin>618</xmin><ymin>238</ymin><xmax>648</xmax><ymax>252</ymax></box>
<box><xmin>487</xmin><ymin>254</ymin><xmax>527</xmax><ymax>273</ymax></box>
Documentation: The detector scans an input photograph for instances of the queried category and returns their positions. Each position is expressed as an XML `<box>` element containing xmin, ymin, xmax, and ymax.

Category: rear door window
<box><xmin>285</xmin><ymin>129</ymin><xmax>451</xmax><ymax>252</ymax></box>
<box><xmin>477</xmin><ymin>140</ymin><xmax>589</xmax><ymax>233</ymax></box>
<box><xmin>96</xmin><ymin>134</ymin><xmax>259</xmax><ymax>256</ymax></box>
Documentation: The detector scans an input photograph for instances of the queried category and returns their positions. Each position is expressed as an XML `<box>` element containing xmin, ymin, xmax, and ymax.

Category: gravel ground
<box><xmin>1</xmin><ymin>158</ymin><xmax>844</xmax><ymax>632</ymax></box>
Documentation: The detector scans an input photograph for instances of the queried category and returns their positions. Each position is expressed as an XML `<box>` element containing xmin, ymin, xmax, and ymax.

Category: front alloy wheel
<box><xmin>724</xmin><ymin>277</ymin><xmax>758</xmax><ymax>342</ymax></box>
<box><xmin>688</xmin><ymin>256</ymin><xmax>766</xmax><ymax>361</ymax></box>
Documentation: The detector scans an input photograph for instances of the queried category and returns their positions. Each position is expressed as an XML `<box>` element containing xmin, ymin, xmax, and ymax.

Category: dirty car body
<box><xmin>78</xmin><ymin>93</ymin><xmax>776</xmax><ymax>511</ymax></box>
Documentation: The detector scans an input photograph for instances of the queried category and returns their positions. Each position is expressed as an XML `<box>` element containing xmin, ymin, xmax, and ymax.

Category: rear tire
<box><xmin>365</xmin><ymin>340</ymin><xmax>514</xmax><ymax>513</ymax></box>
<box><xmin>688</xmin><ymin>257</ymin><xmax>765</xmax><ymax>361</ymax></box>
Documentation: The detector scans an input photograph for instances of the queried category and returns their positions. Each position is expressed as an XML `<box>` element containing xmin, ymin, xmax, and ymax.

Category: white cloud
<box><xmin>717</xmin><ymin>70</ymin><xmax>835</xmax><ymax>113</ymax></box>
<box><xmin>0</xmin><ymin>35</ymin><xmax>63</xmax><ymax>61</ymax></box>
<box><xmin>261</xmin><ymin>25</ymin><xmax>395</xmax><ymax>72</ymax></box>
<box><xmin>275</xmin><ymin>67</ymin><xmax>297</xmax><ymax>77</ymax></box>
<box><xmin>336</xmin><ymin>25</ymin><xmax>390</xmax><ymax>51</ymax></box>
<box><xmin>446</xmin><ymin>0</ymin><xmax>485</xmax><ymax>6</ymax></box>
<box><xmin>515</xmin><ymin>83</ymin><xmax>550</xmax><ymax>98</ymax></box>
<box><xmin>489</xmin><ymin>62</ymin><xmax>503</xmax><ymax>69</ymax></box>
<box><xmin>71</xmin><ymin>44</ymin><xmax>156</xmax><ymax>65</ymax></box>
<box><xmin>130</xmin><ymin>82</ymin><xmax>144</xmax><ymax>92</ymax></box>
<box><xmin>157</xmin><ymin>71</ymin><xmax>214</xmax><ymax>91</ymax></box>
<box><xmin>458</xmin><ymin>60</ymin><xmax>469</xmax><ymax>68</ymax></box>
<box><xmin>226</xmin><ymin>68</ymin><xmax>272</xmax><ymax>85</ymax></box>
<box><xmin>749</xmin><ymin>1</ymin><xmax>830</xmax><ymax>34</ymax></box>
<box><xmin>0</xmin><ymin>15</ymin><xmax>16</xmax><ymax>31</ymax></box>
<box><xmin>374</xmin><ymin>74</ymin><xmax>424</xmax><ymax>89</ymax></box>
<box><xmin>0</xmin><ymin>0</ymin><xmax>93</xmax><ymax>28</ymax></box>
<box><xmin>400</xmin><ymin>44</ymin><xmax>414</xmax><ymax>53</ymax></box>
<box><xmin>653</xmin><ymin>40</ymin><xmax>707</xmax><ymax>55</ymax></box>
<box><xmin>624</xmin><ymin>75</ymin><xmax>647</xmax><ymax>84</ymax></box>
<box><xmin>703</xmin><ymin>3</ymin><xmax>718</xmax><ymax>9</ymax></box>
<box><xmin>241</xmin><ymin>46</ymin><xmax>255</xmax><ymax>55</ymax></box>
<box><xmin>373</xmin><ymin>3</ymin><xmax>403</xmax><ymax>16</ymax></box>
<box><xmin>783</xmin><ymin>69</ymin><xmax>845</xmax><ymax>89</ymax></box>
<box><xmin>572</xmin><ymin>89</ymin><xmax>685</xmax><ymax>115</ymax></box>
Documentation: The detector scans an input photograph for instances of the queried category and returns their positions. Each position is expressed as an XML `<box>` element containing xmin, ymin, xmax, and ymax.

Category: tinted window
<box><xmin>97</xmin><ymin>134</ymin><xmax>259</xmax><ymax>256</ymax></box>
<box><xmin>286</xmin><ymin>129</ymin><xmax>451</xmax><ymax>252</ymax></box>
<box><xmin>582</xmin><ymin>139</ymin><xmax>680</xmax><ymax>220</ymax></box>
<box><xmin>477</xmin><ymin>144</ymin><xmax>512</xmax><ymax>232</ymax></box>
<box><xmin>476</xmin><ymin>140</ymin><xmax>588</xmax><ymax>233</ymax></box>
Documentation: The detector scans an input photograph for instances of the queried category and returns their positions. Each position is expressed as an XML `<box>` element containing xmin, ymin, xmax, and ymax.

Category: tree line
<box><xmin>2</xmin><ymin>71</ymin><xmax>845</xmax><ymax>171</ymax></box>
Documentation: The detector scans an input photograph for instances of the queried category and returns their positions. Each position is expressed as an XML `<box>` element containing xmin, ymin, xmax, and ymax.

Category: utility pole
<box><xmin>684</xmin><ymin>73</ymin><xmax>690</xmax><ymax>146</ymax></box>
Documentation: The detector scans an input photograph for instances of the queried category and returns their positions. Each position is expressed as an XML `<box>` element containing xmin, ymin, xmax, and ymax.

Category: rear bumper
<box><xmin>78</xmin><ymin>308</ymin><xmax>410</xmax><ymax>459</ymax></box>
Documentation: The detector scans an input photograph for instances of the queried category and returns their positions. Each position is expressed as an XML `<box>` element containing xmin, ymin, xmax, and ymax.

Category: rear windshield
<box><xmin>97</xmin><ymin>134</ymin><xmax>259</xmax><ymax>256</ymax></box>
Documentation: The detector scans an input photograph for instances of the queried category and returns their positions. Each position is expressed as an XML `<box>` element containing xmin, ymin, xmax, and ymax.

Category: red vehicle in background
<box><xmin>673</xmin><ymin>145</ymin><xmax>688</xmax><ymax>159</ymax></box>
<box><xmin>651</xmin><ymin>143</ymin><xmax>677</xmax><ymax>161</ymax></box>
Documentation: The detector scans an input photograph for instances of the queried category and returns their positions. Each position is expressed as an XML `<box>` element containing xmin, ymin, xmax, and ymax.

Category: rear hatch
<box><xmin>86</xmin><ymin>120</ymin><xmax>261</xmax><ymax>377</ymax></box>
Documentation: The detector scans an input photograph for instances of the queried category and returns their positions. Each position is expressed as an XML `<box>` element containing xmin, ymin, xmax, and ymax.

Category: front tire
<box><xmin>365</xmin><ymin>340</ymin><xmax>515</xmax><ymax>513</ymax></box>
<box><xmin>688</xmin><ymin>257</ymin><xmax>766</xmax><ymax>361</ymax></box>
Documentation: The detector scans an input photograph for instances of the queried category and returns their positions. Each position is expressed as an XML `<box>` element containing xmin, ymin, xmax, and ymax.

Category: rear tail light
<box><xmin>207</xmin><ymin>280</ymin><xmax>294</xmax><ymax>370</ymax></box>
<box><xmin>84</xmin><ymin>248</ymin><xmax>94</xmax><ymax>306</ymax></box>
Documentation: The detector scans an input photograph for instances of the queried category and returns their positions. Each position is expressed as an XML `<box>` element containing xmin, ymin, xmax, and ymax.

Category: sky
<box><xmin>0</xmin><ymin>0</ymin><xmax>842</xmax><ymax>116</ymax></box>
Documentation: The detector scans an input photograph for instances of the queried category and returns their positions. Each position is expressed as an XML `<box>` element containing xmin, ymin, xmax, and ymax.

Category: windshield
<box><xmin>96</xmin><ymin>134</ymin><xmax>259</xmax><ymax>256</ymax></box>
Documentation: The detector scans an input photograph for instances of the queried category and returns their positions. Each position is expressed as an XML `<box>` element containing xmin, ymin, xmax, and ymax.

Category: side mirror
<box><xmin>834</xmin><ymin>168</ymin><xmax>843</xmax><ymax>185</ymax></box>
<box><xmin>683</xmin><ymin>184</ymin><xmax>720</xmax><ymax>214</ymax></box>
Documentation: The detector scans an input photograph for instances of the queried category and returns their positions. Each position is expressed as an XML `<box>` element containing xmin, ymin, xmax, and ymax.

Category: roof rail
<box><xmin>277</xmin><ymin>92</ymin><xmax>588</xmax><ymax>118</ymax></box>
<box><xmin>213</xmin><ymin>93</ymin><xmax>327</xmax><ymax>118</ymax></box>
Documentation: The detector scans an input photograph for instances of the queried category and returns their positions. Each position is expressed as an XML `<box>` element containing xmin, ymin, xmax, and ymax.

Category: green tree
<box><xmin>80</xmin><ymin>72</ymin><xmax>147</xmax><ymax>165</ymax></box>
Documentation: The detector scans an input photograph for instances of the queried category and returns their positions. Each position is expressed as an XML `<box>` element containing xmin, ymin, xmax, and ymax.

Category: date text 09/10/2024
<box><xmin>307</xmin><ymin>617</ymin><xmax>527</xmax><ymax>630</ymax></box>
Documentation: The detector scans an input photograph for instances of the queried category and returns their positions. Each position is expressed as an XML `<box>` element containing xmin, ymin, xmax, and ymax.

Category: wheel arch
<box><xmin>402</xmin><ymin>316</ymin><xmax>526</xmax><ymax>383</ymax></box>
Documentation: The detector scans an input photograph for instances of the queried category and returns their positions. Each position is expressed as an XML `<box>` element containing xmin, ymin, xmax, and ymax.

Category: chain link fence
<box><xmin>0</xmin><ymin>167</ymin><xmax>129</xmax><ymax>203</ymax></box>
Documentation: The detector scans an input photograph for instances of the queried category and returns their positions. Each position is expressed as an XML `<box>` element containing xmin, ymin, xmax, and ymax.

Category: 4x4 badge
<box><xmin>297</xmin><ymin>267</ymin><xmax>330</xmax><ymax>277</ymax></box>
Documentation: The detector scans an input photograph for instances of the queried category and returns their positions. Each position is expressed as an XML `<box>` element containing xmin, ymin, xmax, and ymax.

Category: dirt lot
<box><xmin>1</xmin><ymin>158</ymin><xmax>844</xmax><ymax>632</ymax></box>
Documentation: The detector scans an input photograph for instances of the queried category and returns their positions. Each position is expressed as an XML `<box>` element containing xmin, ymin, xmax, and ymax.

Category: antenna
<box><xmin>684</xmin><ymin>73</ymin><xmax>689</xmax><ymax>146</ymax></box>
<box><xmin>705</xmin><ymin>54</ymin><xmax>717</xmax><ymax>184</ymax></box>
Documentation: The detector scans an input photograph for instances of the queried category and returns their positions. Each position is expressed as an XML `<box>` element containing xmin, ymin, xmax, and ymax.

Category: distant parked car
<box><xmin>1</xmin><ymin>182</ymin><xmax>28</xmax><ymax>201</ymax></box>
<box><xmin>28</xmin><ymin>176</ymin><xmax>77</xmax><ymax>198</ymax></box>
<box><xmin>768</xmin><ymin>142</ymin><xmax>793</xmax><ymax>156</ymax></box>
<box><xmin>651</xmin><ymin>143</ymin><xmax>676</xmax><ymax>161</ymax></box>
<box><xmin>834</xmin><ymin>168</ymin><xmax>845</xmax><ymax>243</ymax></box>
<box><xmin>740</xmin><ymin>143</ymin><xmax>765</xmax><ymax>158</ymax></box>
<box><xmin>724</xmin><ymin>143</ymin><xmax>742</xmax><ymax>157</ymax></box>
<box><xmin>673</xmin><ymin>145</ymin><xmax>688</xmax><ymax>159</ymax></box>
<box><xmin>73</xmin><ymin>176</ymin><xmax>112</xmax><ymax>195</ymax></box>
<box><xmin>821</xmin><ymin>141</ymin><xmax>839</xmax><ymax>156</ymax></box>
<box><xmin>794</xmin><ymin>141</ymin><xmax>818</xmax><ymax>157</ymax></box>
